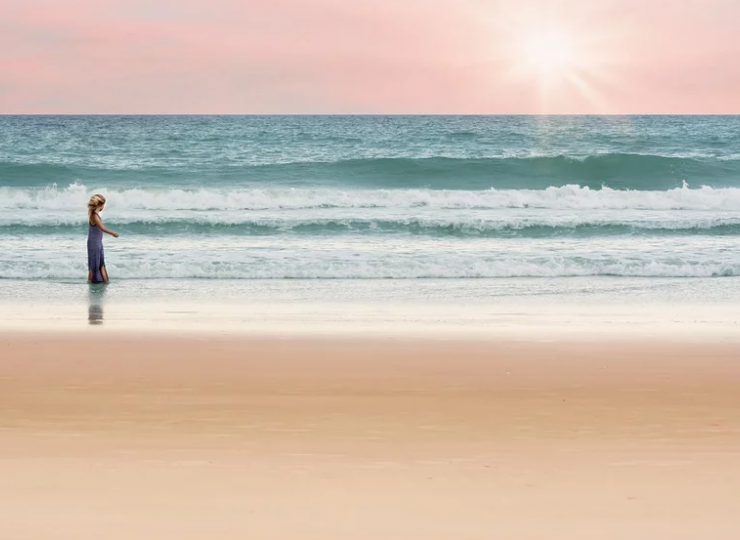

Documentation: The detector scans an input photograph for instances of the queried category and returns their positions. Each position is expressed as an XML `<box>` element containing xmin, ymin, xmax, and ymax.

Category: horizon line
<box><xmin>2</xmin><ymin>113</ymin><xmax>740</xmax><ymax>117</ymax></box>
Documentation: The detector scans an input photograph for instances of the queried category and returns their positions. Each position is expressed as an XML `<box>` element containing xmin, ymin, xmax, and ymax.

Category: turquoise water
<box><xmin>1</xmin><ymin>115</ymin><xmax>740</xmax><ymax>281</ymax></box>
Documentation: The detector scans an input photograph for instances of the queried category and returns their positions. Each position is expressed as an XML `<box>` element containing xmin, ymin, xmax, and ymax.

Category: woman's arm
<box><xmin>93</xmin><ymin>214</ymin><xmax>119</xmax><ymax>238</ymax></box>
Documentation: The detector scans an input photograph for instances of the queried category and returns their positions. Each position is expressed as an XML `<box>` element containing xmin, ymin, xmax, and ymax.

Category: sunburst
<box><xmin>491</xmin><ymin>5</ymin><xmax>623</xmax><ymax>113</ymax></box>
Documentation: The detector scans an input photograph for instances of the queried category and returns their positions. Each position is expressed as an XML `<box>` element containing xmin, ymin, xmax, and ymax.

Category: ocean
<box><xmin>2</xmin><ymin>115</ymin><xmax>740</xmax><ymax>334</ymax></box>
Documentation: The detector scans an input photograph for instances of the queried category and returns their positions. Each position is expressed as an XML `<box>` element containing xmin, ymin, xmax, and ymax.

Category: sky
<box><xmin>2</xmin><ymin>0</ymin><xmax>740</xmax><ymax>114</ymax></box>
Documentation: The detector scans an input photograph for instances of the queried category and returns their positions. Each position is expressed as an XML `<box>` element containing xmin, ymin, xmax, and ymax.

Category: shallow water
<box><xmin>2</xmin><ymin>277</ymin><xmax>739</xmax><ymax>339</ymax></box>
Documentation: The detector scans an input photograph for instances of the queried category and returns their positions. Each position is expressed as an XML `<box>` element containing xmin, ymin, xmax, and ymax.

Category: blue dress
<box><xmin>87</xmin><ymin>214</ymin><xmax>105</xmax><ymax>282</ymax></box>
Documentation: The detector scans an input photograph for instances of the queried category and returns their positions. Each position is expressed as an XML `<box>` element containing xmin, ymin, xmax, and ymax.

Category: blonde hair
<box><xmin>88</xmin><ymin>194</ymin><xmax>106</xmax><ymax>217</ymax></box>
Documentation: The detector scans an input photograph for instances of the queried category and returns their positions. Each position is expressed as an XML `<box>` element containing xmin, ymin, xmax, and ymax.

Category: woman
<box><xmin>87</xmin><ymin>194</ymin><xmax>119</xmax><ymax>283</ymax></box>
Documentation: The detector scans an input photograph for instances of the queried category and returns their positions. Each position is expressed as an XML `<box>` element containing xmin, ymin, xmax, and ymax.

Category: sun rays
<box><xmin>488</xmin><ymin>3</ymin><xmax>625</xmax><ymax>114</ymax></box>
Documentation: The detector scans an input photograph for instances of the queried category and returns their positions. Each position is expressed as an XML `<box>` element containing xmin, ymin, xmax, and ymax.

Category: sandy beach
<box><xmin>1</xmin><ymin>335</ymin><xmax>739</xmax><ymax>539</ymax></box>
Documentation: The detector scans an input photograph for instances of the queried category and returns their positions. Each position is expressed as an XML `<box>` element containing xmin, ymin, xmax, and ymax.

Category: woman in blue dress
<box><xmin>87</xmin><ymin>194</ymin><xmax>119</xmax><ymax>283</ymax></box>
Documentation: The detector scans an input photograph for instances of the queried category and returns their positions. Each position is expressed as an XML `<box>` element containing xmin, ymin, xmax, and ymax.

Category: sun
<box><xmin>508</xmin><ymin>20</ymin><xmax>588</xmax><ymax>97</ymax></box>
<box><xmin>489</xmin><ymin>5</ymin><xmax>622</xmax><ymax>113</ymax></box>
<box><xmin>519</xmin><ymin>25</ymin><xmax>578</xmax><ymax>87</ymax></box>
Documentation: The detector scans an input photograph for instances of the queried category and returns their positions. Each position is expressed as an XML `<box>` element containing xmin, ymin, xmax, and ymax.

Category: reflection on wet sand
<box><xmin>88</xmin><ymin>284</ymin><xmax>107</xmax><ymax>325</ymax></box>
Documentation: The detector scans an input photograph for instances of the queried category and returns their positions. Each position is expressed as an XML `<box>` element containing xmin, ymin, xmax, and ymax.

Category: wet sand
<box><xmin>1</xmin><ymin>335</ymin><xmax>739</xmax><ymax>539</ymax></box>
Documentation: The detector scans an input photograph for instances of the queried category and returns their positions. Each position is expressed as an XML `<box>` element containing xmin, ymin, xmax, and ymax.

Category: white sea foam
<box><xmin>3</xmin><ymin>208</ymin><xmax>740</xmax><ymax>233</ymax></box>
<box><xmin>3</xmin><ymin>182</ymin><xmax>740</xmax><ymax>213</ymax></box>
<box><xmin>1</xmin><ymin>243</ymin><xmax>738</xmax><ymax>280</ymax></box>
<box><xmin>2</xmin><ymin>183</ymin><xmax>739</xmax><ymax>279</ymax></box>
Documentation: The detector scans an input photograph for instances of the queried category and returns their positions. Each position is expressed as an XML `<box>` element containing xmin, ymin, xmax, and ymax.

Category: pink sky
<box><xmin>2</xmin><ymin>0</ymin><xmax>740</xmax><ymax>114</ymax></box>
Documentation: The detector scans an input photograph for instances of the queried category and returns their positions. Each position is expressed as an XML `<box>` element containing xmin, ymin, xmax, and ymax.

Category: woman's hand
<box><xmin>111</xmin><ymin>232</ymin><xmax>119</xmax><ymax>238</ymax></box>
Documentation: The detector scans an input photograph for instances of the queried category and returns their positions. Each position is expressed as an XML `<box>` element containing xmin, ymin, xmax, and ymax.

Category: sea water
<box><xmin>1</xmin><ymin>115</ymin><xmax>739</xmax><ymax>333</ymax></box>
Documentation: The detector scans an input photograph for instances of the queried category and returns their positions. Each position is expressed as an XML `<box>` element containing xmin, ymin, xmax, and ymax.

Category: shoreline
<box><xmin>3</xmin><ymin>299</ymin><xmax>740</xmax><ymax>342</ymax></box>
<box><xmin>2</xmin><ymin>276</ymin><xmax>740</xmax><ymax>341</ymax></box>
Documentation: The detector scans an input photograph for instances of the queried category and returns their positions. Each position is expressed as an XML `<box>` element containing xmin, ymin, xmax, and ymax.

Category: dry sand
<box><xmin>1</xmin><ymin>335</ymin><xmax>739</xmax><ymax>539</ymax></box>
